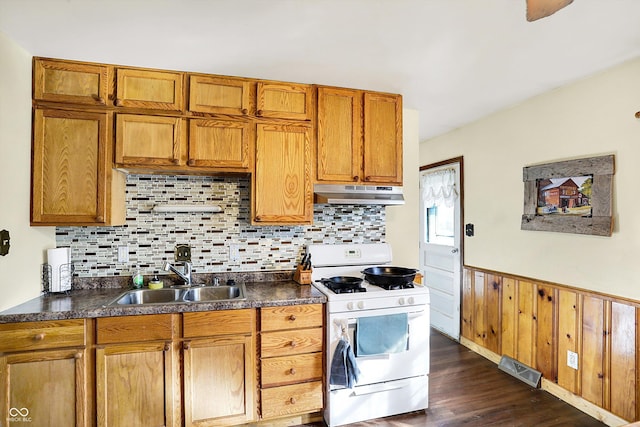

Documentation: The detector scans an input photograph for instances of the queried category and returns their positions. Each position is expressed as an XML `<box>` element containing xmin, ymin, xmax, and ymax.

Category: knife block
<box><xmin>293</xmin><ymin>265</ymin><xmax>312</xmax><ymax>285</ymax></box>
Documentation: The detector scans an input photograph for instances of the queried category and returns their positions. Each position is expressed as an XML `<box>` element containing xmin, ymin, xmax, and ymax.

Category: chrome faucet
<box><xmin>163</xmin><ymin>261</ymin><xmax>192</xmax><ymax>286</ymax></box>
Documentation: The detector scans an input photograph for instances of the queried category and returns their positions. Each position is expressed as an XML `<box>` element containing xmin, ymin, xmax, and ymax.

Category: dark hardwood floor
<box><xmin>305</xmin><ymin>329</ymin><xmax>607</xmax><ymax>427</ymax></box>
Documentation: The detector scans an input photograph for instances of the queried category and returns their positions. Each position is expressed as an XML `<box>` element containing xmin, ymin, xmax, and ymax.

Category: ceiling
<box><xmin>1</xmin><ymin>0</ymin><xmax>639</xmax><ymax>141</ymax></box>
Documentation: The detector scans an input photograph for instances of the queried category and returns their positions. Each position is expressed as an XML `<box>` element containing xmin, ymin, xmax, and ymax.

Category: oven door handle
<box><xmin>350</xmin><ymin>379</ymin><xmax>412</xmax><ymax>396</ymax></box>
<box><xmin>336</xmin><ymin>310</ymin><xmax>426</xmax><ymax>326</ymax></box>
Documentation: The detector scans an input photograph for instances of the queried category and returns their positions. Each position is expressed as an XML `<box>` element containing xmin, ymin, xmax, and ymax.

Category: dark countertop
<box><xmin>0</xmin><ymin>280</ymin><xmax>325</xmax><ymax>324</ymax></box>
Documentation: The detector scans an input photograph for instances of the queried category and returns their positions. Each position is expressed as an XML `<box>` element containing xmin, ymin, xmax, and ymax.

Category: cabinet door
<box><xmin>115</xmin><ymin>68</ymin><xmax>184</xmax><ymax>111</ymax></box>
<box><xmin>115</xmin><ymin>114</ymin><xmax>184</xmax><ymax>167</ymax></box>
<box><xmin>188</xmin><ymin>119</ymin><xmax>253</xmax><ymax>170</ymax></box>
<box><xmin>34</xmin><ymin>58</ymin><xmax>110</xmax><ymax>106</ymax></box>
<box><xmin>256</xmin><ymin>82</ymin><xmax>313</xmax><ymax>121</ymax></box>
<box><xmin>32</xmin><ymin>108</ymin><xmax>111</xmax><ymax>225</ymax></box>
<box><xmin>96</xmin><ymin>342</ymin><xmax>178</xmax><ymax>427</ymax></box>
<box><xmin>363</xmin><ymin>92</ymin><xmax>403</xmax><ymax>184</ymax></box>
<box><xmin>252</xmin><ymin>123</ymin><xmax>313</xmax><ymax>224</ymax></box>
<box><xmin>0</xmin><ymin>348</ymin><xmax>87</xmax><ymax>427</ymax></box>
<box><xmin>189</xmin><ymin>75</ymin><xmax>252</xmax><ymax>116</ymax></box>
<box><xmin>183</xmin><ymin>335</ymin><xmax>256</xmax><ymax>426</ymax></box>
<box><xmin>316</xmin><ymin>87</ymin><xmax>362</xmax><ymax>183</ymax></box>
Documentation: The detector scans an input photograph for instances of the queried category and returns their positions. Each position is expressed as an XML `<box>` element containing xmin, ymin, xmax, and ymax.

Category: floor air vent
<box><xmin>498</xmin><ymin>355</ymin><xmax>542</xmax><ymax>388</ymax></box>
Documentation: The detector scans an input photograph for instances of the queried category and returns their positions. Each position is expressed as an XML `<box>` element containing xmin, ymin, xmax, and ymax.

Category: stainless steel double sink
<box><xmin>106</xmin><ymin>283</ymin><xmax>246</xmax><ymax>306</ymax></box>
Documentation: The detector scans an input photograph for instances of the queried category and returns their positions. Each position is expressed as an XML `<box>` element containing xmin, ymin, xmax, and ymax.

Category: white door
<box><xmin>419</xmin><ymin>161</ymin><xmax>461</xmax><ymax>340</ymax></box>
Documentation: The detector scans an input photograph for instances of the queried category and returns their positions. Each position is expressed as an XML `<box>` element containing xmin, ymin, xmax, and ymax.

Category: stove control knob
<box><xmin>408</xmin><ymin>297</ymin><xmax>415</xmax><ymax>305</ymax></box>
<box><xmin>357</xmin><ymin>301</ymin><xmax>365</xmax><ymax>309</ymax></box>
<box><xmin>398</xmin><ymin>298</ymin><xmax>405</xmax><ymax>305</ymax></box>
<box><xmin>347</xmin><ymin>302</ymin><xmax>354</xmax><ymax>310</ymax></box>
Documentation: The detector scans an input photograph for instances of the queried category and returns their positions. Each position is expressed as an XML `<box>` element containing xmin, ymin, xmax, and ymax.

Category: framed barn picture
<box><xmin>521</xmin><ymin>155</ymin><xmax>614</xmax><ymax>236</ymax></box>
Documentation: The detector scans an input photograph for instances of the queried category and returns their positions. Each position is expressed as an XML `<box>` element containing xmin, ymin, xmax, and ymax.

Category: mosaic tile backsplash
<box><xmin>56</xmin><ymin>174</ymin><xmax>386</xmax><ymax>278</ymax></box>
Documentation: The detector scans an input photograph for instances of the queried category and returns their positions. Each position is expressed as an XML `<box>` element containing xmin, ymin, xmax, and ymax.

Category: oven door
<box><xmin>327</xmin><ymin>304</ymin><xmax>430</xmax><ymax>389</ymax></box>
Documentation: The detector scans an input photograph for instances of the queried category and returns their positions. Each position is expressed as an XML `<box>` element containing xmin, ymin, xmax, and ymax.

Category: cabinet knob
<box><xmin>92</xmin><ymin>94</ymin><xmax>106</xmax><ymax>104</ymax></box>
<box><xmin>75</xmin><ymin>352</ymin><xmax>83</xmax><ymax>360</ymax></box>
<box><xmin>164</xmin><ymin>342</ymin><xmax>171</xmax><ymax>352</ymax></box>
<box><xmin>256</xmin><ymin>110</ymin><xmax>263</xmax><ymax>116</ymax></box>
<box><xmin>241</xmin><ymin>108</ymin><xmax>248</xmax><ymax>115</ymax></box>
<box><xmin>114</xmin><ymin>99</ymin><xmax>123</xmax><ymax>107</ymax></box>
<box><xmin>34</xmin><ymin>333</ymin><xmax>45</xmax><ymax>341</ymax></box>
<box><xmin>172</xmin><ymin>159</ymin><xmax>180</xmax><ymax>165</ymax></box>
<box><xmin>364</xmin><ymin>176</ymin><xmax>371</xmax><ymax>181</ymax></box>
<box><xmin>289</xmin><ymin>368</ymin><xmax>297</xmax><ymax>375</ymax></box>
<box><xmin>288</xmin><ymin>314</ymin><xmax>297</xmax><ymax>321</ymax></box>
<box><xmin>289</xmin><ymin>397</ymin><xmax>297</xmax><ymax>404</ymax></box>
<box><xmin>289</xmin><ymin>340</ymin><xmax>297</xmax><ymax>348</ymax></box>
<box><xmin>95</xmin><ymin>215</ymin><xmax>104</xmax><ymax>222</ymax></box>
<box><xmin>183</xmin><ymin>341</ymin><xmax>191</xmax><ymax>350</ymax></box>
<box><xmin>353</xmin><ymin>176</ymin><xmax>359</xmax><ymax>182</ymax></box>
<box><xmin>187</xmin><ymin>160</ymin><xmax>195</xmax><ymax>166</ymax></box>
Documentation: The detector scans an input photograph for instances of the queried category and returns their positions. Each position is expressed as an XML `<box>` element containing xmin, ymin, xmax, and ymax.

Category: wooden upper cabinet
<box><xmin>363</xmin><ymin>92</ymin><xmax>403</xmax><ymax>184</ymax></box>
<box><xmin>32</xmin><ymin>108</ymin><xmax>125</xmax><ymax>226</ymax></box>
<box><xmin>34</xmin><ymin>58</ymin><xmax>110</xmax><ymax>106</ymax></box>
<box><xmin>189</xmin><ymin>75</ymin><xmax>252</xmax><ymax>116</ymax></box>
<box><xmin>115</xmin><ymin>114</ymin><xmax>185</xmax><ymax>167</ymax></box>
<box><xmin>316</xmin><ymin>88</ymin><xmax>403</xmax><ymax>185</ymax></box>
<box><xmin>115</xmin><ymin>68</ymin><xmax>184</xmax><ymax>111</ymax></box>
<box><xmin>316</xmin><ymin>86</ymin><xmax>362</xmax><ymax>183</ymax></box>
<box><xmin>256</xmin><ymin>82</ymin><xmax>313</xmax><ymax>121</ymax></box>
<box><xmin>188</xmin><ymin>118</ymin><xmax>253</xmax><ymax>171</ymax></box>
<box><xmin>252</xmin><ymin>123</ymin><xmax>313</xmax><ymax>225</ymax></box>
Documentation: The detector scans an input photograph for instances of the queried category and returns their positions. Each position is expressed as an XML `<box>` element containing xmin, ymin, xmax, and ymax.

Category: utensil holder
<box><xmin>293</xmin><ymin>265</ymin><xmax>312</xmax><ymax>285</ymax></box>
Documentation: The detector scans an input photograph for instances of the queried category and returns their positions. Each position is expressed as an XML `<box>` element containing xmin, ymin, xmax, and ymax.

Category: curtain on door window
<box><xmin>421</xmin><ymin>168</ymin><xmax>458</xmax><ymax>208</ymax></box>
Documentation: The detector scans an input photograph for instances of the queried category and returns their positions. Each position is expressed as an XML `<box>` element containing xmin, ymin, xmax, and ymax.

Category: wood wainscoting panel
<box><xmin>609</xmin><ymin>302</ymin><xmax>637</xmax><ymax>421</ymax></box>
<box><xmin>501</xmin><ymin>277</ymin><xmax>517</xmax><ymax>359</ymax></box>
<box><xmin>463</xmin><ymin>265</ymin><xmax>640</xmax><ymax>423</ymax></box>
<box><xmin>581</xmin><ymin>295</ymin><xmax>605</xmax><ymax>407</ymax></box>
<box><xmin>536</xmin><ymin>284</ymin><xmax>557</xmax><ymax>381</ymax></box>
<box><xmin>555</xmin><ymin>290</ymin><xmax>579</xmax><ymax>393</ymax></box>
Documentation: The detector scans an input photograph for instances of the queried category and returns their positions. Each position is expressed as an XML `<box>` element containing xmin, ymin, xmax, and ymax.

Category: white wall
<box><xmin>420</xmin><ymin>57</ymin><xmax>640</xmax><ymax>301</ymax></box>
<box><xmin>387</xmin><ymin>108</ymin><xmax>419</xmax><ymax>268</ymax></box>
<box><xmin>0</xmin><ymin>32</ymin><xmax>55</xmax><ymax>311</ymax></box>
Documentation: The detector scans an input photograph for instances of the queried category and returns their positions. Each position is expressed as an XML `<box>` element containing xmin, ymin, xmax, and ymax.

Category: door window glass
<box><xmin>426</xmin><ymin>205</ymin><xmax>454</xmax><ymax>245</ymax></box>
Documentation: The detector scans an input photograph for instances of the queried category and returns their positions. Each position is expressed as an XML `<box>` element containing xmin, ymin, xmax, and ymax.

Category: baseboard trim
<box><xmin>459</xmin><ymin>337</ymin><xmax>628</xmax><ymax>427</ymax></box>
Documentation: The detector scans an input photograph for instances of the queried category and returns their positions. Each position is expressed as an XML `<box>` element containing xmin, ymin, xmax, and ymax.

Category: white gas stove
<box><xmin>307</xmin><ymin>243</ymin><xmax>430</xmax><ymax>427</ymax></box>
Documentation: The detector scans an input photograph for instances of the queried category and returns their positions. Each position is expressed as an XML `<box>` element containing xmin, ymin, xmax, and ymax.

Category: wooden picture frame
<box><xmin>521</xmin><ymin>155</ymin><xmax>614</xmax><ymax>236</ymax></box>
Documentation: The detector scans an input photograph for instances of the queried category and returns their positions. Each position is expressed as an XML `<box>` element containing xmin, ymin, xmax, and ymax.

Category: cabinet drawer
<box><xmin>261</xmin><ymin>353</ymin><xmax>323</xmax><ymax>387</ymax></box>
<box><xmin>97</xmin><ymin>314</ymin><xmax>174</xmax><ymax>344</ymax></box>
<box><xmin>261</xmin><ymin>327</ymin><xmax>322</xmax><ymax>358</ymax></box>
<box><xmin>0</xmin><ymin>319</ymin><xmax>85</xmax><ymax>352</ymax></box>
<box><xmin>183</xmin><ymin>309</ymin><xmax>254</xmax><ymax>338</ymax></box>
<box><xmin>260</xmin><ymin>304</ymin><xmax>323</xmax><ymax>331</ymax></box>
<box><xmin>261</xmin><ymin>381</ymin><xmax>323</xmax><ymax>419</ymax></box>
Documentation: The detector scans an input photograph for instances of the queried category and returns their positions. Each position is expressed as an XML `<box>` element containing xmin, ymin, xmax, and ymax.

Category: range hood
<box><xmin>314</xmin><ymin>184</ymin><xmax>404</xmax><ymax>205</ymax></box>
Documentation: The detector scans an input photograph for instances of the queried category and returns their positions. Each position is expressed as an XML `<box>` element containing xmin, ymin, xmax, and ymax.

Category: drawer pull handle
<box><xmin>289</xmin><ymin>368</ymin><xmax>296</xmax><ymax>375</ymax></box>
<box><xmin>34</xmin><ymin>333</ymin><xmax>45</xmax><ymax>341</ymax></box>
<box><xmin>289</xmin><ymin>340</ymin><xmax>297</xmax><ymax>348</ymax></box>
<box><xmin>288</xmin><ymin>315</ymin><xmax>297</xmax><ymax>321</ymax></box>
<box><xmin>289</xmin><ymin>397</ymin><xmax>297</xmax><ymax>404</ymax></box>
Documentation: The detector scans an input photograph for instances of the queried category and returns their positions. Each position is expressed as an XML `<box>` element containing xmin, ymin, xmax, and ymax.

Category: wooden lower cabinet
<box><xmin>259</xmin><ymin>304</ymin><xmax>324</xmax><ymax>419</ymax></box>
<box><xmin>0</xmin><ymin>319</ymin><xmax>88</xmax><ymax>427</ymax></box>
<box><xmin>96</xmin><ymin>314</ymin><xmax>179</xmax><ymax>427</ymax></box>
<box><xmin>182</xmin><ymin>309</ymin><xmax>257</xmax><ymax>426</ymax></box>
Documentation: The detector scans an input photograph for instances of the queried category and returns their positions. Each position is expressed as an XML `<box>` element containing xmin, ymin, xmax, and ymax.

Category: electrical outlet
<box><xmin>175</xmin><ymin>244</ymin><xmax>192</xmax><ymax>262</ymax></box>
<box><xmin>229</xmin><ymin>244</ymin><xmax>240</xmax><ymax>263</ymax></box>
<box><xmin>567</xmin><ymin>350</ymin><xmax>579</xmax><ymax>370</ymax></box>
<box><xmin>117</xmin><ymin>246</ymin><xmax>129</xmax><ymax>263</ymax></box>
